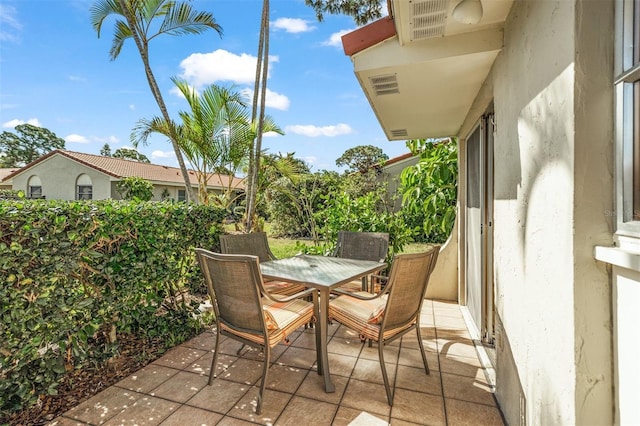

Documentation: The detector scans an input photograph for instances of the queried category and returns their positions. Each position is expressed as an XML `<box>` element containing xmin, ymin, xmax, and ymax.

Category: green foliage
<box><xmin>335</xmin><ymin>145</ymin><xmax>388</xmax><ymax>174</ymax></box>
<box><xmin>315</xmin><ymin>190</ymin><xmax>412</xmax><ymax>262</ymax></box>
<box><xmin>0</xmin><ymin>124</ymin><xmax>65</xmax><ymax>167</ymax></box>
<box><xmin>305</xmin><ymin>0</ymin><xmax>384</xmax><ymax>25</ymax></box>
<box><xmin>0</xmin><ymin>189</ymin><xmax>24</xmax><ymax>200</ymax></box>
<box><xmin>116</xmin><ymin>176</ymin><xmax>154</xmax><ymax>201</ymax></box>
<box><xmin>0</xmin><ymin>200</ymin><xmax>225</xmax><ymax>414</ymax></box>
<box><xmin>265</xmin><ymin>170</ymin><xmax>341</xmax><ymax>240</ymax></box>
<box><xmin>400</xmin><ymin>139</ymin><xmax>458</xmax><ymax>243</ymax></box>
<box><xmin>112</xmin><ymin>147</ymin><xmax>149</xmax><ymax>163</ymax></box>
<box><xmin>100</xmin><ymin>143</ymin><xmax>111</xmax><ymax>156</ymax></box>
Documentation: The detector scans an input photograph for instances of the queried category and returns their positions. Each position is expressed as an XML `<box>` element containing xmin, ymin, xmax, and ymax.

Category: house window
<box><xmin>76</xmin><ymin>174</ymin><xmax>93</xmax><ymax>200</ymax></box>
<box><xmin>77</xmin><ymin>186</ymin><xmax>93</xmax><ymax>200</ymax></box>
<box><xmin>178</xmin><ymin>189</ymin><xmax>186</xmax><ymax>202</ymax></box>
<box><xmin>29</xmin><ymin>186</ymin><xmax>42</xmax><ymax>199</ymax></box>
<box><xmin>615</xmin><ymin>0</ymin><xmax>640</xmax><ymax>231</ymax></box>
<box><xmin>27</xmin><ymin>175</ymin><xmax>42</xmax><ymax>199</ymax></box>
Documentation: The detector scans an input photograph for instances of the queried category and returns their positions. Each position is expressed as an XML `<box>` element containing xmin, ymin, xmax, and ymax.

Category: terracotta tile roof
<box><xmin>2</xmin><ymin>150</ymin><xmax>244</xmax><ymax>189</ymax></box>
<box><xmin>0</xmin><ymin>168</ymin><xmax>19</xmax><ymax>182</ymax></box>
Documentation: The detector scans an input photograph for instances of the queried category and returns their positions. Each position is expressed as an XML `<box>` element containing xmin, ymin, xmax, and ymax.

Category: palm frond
<box><xmin>89</xmin><ymin>0</ymin><xmax>121</xmax><ymax>36</ymax></box>
<box><xmin>109</xmin><ymin>19</ymin><xmax>133</xmax><ymax>60</ymax></box>
<box><xmin>152</xmin><ymin>1</ymin><xmax>222</xmax><ymax>40</ymax></box>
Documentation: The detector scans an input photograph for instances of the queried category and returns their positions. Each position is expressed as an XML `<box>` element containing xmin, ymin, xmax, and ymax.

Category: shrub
<box><xmin>0</xmin><ymin>199</ymin><xmax>225</xmax><ymax>414</ymax></box>
<box><xmin>400</xmin><ymin>139</ymin><xmax>458</xmax><ymax>243</ymax></box>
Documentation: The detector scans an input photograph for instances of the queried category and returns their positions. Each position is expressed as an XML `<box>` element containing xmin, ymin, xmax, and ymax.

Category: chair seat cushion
<box><xmin>329</xmin><ymin>293</ymin><xmax>413</xmax><ymax>342</ymax></box>
<box><xmin>221</xmin><ymin>297</ymin><xmax>313</xmax><ymax>348</ymax></box>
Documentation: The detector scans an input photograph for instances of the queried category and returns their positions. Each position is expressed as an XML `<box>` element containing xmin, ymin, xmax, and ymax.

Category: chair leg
<box><xmin>378</xmin><ymin>339</ymin><xmax>394</xmax><ymax>405</ymax></box>
<box><xmin>236</xmin><ymin>343</ymin><xmax>247</xmax><ymax>355</ymax></box>
<box><xmin>415</xmin><ymin>324</ymin><xmax>430</xmax><ymax>375</ymax></box>
<box><xmin>256</xmin><ymin>345</ymin><xmax>270</xmax><ymax>415</ymax></box>
<box><xmin>208</xmin><ymin>328</ymin><xmax>221</xmax><ymax>386</ymax></box>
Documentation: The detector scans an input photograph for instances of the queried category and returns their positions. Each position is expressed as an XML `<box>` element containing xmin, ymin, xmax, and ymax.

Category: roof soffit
<box><xmin>344</xmin><ymin>0</ymin><xmax>512</xmax><ymax>140</ymax></box>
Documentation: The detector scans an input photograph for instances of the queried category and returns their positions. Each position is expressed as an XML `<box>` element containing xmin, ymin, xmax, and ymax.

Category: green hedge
<box><xmin>0</xmin><ymin>200</ymin><xmax>225</xmax><ymax>414</ymax></box>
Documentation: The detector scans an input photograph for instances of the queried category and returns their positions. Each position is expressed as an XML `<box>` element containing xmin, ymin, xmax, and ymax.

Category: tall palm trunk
<box><xmin>246</xmin><ymin>0</ymin><xmax>270</xmax><ymax>231</ymax></box>
<box><xmin>117</xmin><ymin>0</ymin><xmax>196</xmax><ymax>203</ymax></box>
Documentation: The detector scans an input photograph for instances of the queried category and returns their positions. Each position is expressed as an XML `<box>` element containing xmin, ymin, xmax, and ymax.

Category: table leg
<box><xmin>317</xmin><ymin>288</ymin><xmax>335</xmax><ymax>393</ymax></box>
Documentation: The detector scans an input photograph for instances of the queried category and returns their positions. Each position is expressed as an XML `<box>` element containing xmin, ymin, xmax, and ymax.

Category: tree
<box><xmin>116</xmin><ymin>176</ymin><xmax>154</xmax><ymax>201</ymax></box>
<box><xmin>90</xmin><ymin>0</ymin><xmax>223</xmax><ymax>203</ymax></box>
<box><xmin>335</xmin><ymin>144</ymin><xmax>388</xmax><ymax>174</ymax></box>
<box><xmin>305</xmin><ymin>0</ymin><xmax>383</xmax><ymax>25</ymax></box>
<box><xmin>0</xmin><ymin>124</ymin><xmax>65</xmax><ymax>167</ymax></box>
<box><xmin>132</xmin><ymin>78</ymin><xmax>283</xmax><ymax>206</ymax></box>
<box><xmin>113</xmin><ymin>147</ymin><xmax>150</xmax><ymax>162</ymax></box>
<box><xmin>100</xmin><ymin>143</ymin><xmax>112</xmax><ymax>156</ymax></box>
<box><xmin>245</xmin><ymin>0</ymin><xmax>271</xmax><ymax>232</ymax></box>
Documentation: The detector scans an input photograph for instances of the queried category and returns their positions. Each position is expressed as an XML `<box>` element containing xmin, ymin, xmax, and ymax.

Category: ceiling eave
<box><xmin>343</xmin><ymin>0</ymin><xmax>511</xmax><ymax>141</ymax></box>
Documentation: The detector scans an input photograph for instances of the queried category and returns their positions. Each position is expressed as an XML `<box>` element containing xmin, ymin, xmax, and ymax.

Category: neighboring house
<box><xmin>0</xmin><ymin>150</ymin><xmax>244</xmax><ymax>202</ymax></box>
<box><xmin>0</xmin><ymin>168</ymin><xmax>18</xmax><ymax>190</ymax></box>
<box><xmin>378</xmin><ymin>152</ymin><xmax>419</xmax><ymax>211</ymax></box>
<box><xmin>343</xmin><ymin>1</ymin><xmax>635</xmax><ymax>425</ymax></box>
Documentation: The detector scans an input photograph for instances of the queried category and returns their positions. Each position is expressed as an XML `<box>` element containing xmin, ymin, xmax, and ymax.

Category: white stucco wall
<box><xmin>464</xmin><ymin>0</ymin><xmax>614</xmax><ymax>424</ymax></box>
<box><xmin>11</xmin><ymin>155</ymin><xmax>112</xmax><ymax>200</ymax></box>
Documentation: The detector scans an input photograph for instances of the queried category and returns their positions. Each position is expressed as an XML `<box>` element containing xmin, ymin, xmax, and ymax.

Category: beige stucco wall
<box><xmin>459</xmin><ymin>0</ymin><xmax>614</xmax><ymax>424</ymax></box>
<box><xmin>11</xmin><ymin>155</ymin><xmax>113</xmax><ymax>200</ymax></box>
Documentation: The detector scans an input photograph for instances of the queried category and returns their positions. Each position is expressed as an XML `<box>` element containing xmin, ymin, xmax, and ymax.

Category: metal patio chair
<box><xmin>328</xmin><ymin>246</ymin><xmax>440</xmax><ymax>405</ymax></box>
<box><xmin>219</xmin><ymin>232</ymin><xmax>306</xmax><ymax>296</ymax></box>
<box><xmin>333</xmin><ymin>231</ymin><xmax>390</xmax><ymax>293</ymax></box>
<box><xmin>195</xmin><ymin>249</ymin><xmax>316</xmax><ymax>415</ymax></box>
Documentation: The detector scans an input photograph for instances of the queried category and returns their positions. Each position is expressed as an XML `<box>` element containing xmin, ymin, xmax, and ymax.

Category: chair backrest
<box><xmin>334</xmin><ymin>231</ymin><xmax>390</xmax><ymax>262</ymax></box>
<box><xmin>381</xmin><ymin>246</ymin><xmax>440</xmax><ymax>331</ymax></box>
<box><xmin>196</xmin><ymin>249</ymin><xmax>267</xmax><ymax>336</ymax></box>
<box><xmin>219</xmin><ymin>232</ymin><xmax>276</xmax><ymax>263</ymax></box>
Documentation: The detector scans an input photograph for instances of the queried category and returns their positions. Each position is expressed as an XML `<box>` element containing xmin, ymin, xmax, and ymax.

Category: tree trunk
<box><xmin>246</xmin><ymin>0</ymin><xmax>270</xmax><ymax>231</ymax></box>
<box><xmin>117</xmin><ymin>0</ymin><xmax>197</xmax><ymax>203</ymax></box>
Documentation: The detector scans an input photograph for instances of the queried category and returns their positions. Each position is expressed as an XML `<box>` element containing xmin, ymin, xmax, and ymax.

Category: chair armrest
<box><xmin>330</xmin><ymin>288</ymin><xmax>383</xmax><ymax>300</ymax></box>
<box><xmin>264</xmin><ymin>287</ymin><xmax>316</xmax><ymax>303</ymax></box>
<box><xmin>371</xmin><ymin>274</ymin><xmax>388</xmax><ymax>282</ymax></box>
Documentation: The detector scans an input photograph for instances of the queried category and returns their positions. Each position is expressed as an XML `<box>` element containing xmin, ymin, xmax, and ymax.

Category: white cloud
<box><xmin>179</xmin><ymin>49</ymin><xmax>279</xmax><ymax>88</ymax></box>
<box><xmin>0</xmin><ymin>4</ymin><xmax>21</xmax><ymax>43</ymax></box>
<box><xmin>285</xmin><ymin>123</ymin><xmax>354</xmax><ymax>137</ymax></box>
<box><xmin>263</xmin><ymin>131</ymin><xmax>282</xmax><ymax>138</ymax></box>
<box><xmin>129</xmin><ymin>104</ymin><xmax>135</xmax><ymax>111</ymax></box>
<box><xmin>68</xmin><ymin>75</ymin><xmax>86</xmax><ymax>82</ymax></box>
<box><xmin>2</xmin><ymin>118</ymin><xmax>41</xmax><ymax>128</ymax></box>
<box><xmin>65</xmin><ymin>134</ymin><xmax>89</xmax><ymax>144</ymax></box>
<box><xmin>241</xmin><ymin>88</ymin><xmax>290</xmax><ymax>111</ymax></box>
<box><xmin>93</xmin><ymin>135</ymin><xmax>120</xmax><ymax>144</ymax></box>
<box><xmin>272</xmin><ymin>18</ymin><xmax>315</xmax><ymax>33</ymax></box>
<box><xmin>151</xmin><ymin>150</ymin><xmax>176</xmax><ymax>159</ymax></box>
<box><xmin>304</xmin><ymin>155</ymin><xmax>317</xmax><ymax>165</ymax></box>
<box><xmin>322</xmin><ymin>29</ymin><xmax>353</xmax><ymax>47</ymax></box>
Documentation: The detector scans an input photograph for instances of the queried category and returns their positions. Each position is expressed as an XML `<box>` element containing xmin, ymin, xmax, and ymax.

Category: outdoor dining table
<box><xmin>259</xmin><ymin>254</ymin><xmax>386</xmax><ymax>393</ymax></box>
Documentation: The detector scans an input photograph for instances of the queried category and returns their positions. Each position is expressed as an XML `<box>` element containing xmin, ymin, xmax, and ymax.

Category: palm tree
<box><xmin>245</xmin><ymin>0</ymin><xmax>270</xmax><ymax>231</ymax></box>
<box><xmin>132</xmin><ymin>78</ymin><xmax>283</xmax><ymax>206</ymax></box>
<box><xmin>90</xmin><ymin>0</ymin><xmax>223</xmax><ymax>203</ymax></box>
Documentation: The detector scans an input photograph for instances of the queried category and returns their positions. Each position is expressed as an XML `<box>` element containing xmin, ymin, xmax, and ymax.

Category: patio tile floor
<box><xmin>49</xmin><ymin>300</ymin><xmax>505</xmax><ymax>426</ymax></box>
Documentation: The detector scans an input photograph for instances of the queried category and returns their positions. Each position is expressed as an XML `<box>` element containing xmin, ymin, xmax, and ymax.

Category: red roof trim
<box><xmin>383</xmin><ymin>152</ymin><xmax>415</xmax><ymax>166</ymax></box>
<box><xmin>342</xmin><ymin>17</ymin><xmax>397</xmax><ymax>56</ymax></box>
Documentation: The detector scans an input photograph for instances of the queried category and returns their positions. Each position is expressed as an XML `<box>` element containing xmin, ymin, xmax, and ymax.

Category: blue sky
<box><xmin>0</xmin><ymin>0</ymin><xmax>409</xmax><ymax>172</ymax></box>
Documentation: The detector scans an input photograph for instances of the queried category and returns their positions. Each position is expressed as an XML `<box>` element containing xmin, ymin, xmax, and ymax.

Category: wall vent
<box><xmin>410</xmin><ymin>0</ymin><xmax>449</xmax><ymax>41</ymax></box>
<box><xmin>369</xmin><ymin>74</ymin><xmax>399</xmax><ymax>96</ymax></box>
<box><xmin>390</xmin><ymin>129</ymin><xmax>409</xmax><ymax>138</ymax></box>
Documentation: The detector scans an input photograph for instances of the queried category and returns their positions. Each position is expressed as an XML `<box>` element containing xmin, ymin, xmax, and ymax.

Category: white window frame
<box><xmin>614</xmin><ymin>0</ymin><xmax>640</xmax><ymax>238</ymax></box>
<box><xmin>177</xmin><ymin>189</ymin><xmax>187</xmax><ymax>202</ymax></box>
